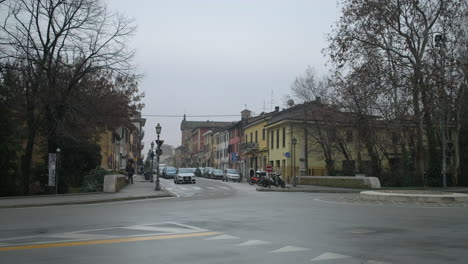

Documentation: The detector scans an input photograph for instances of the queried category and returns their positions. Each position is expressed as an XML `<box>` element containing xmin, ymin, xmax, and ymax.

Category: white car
<box><xmin>174</xmin><ymin>168</ymin><xmax>196</xmax><ymax>184</ymax></box>
<box><xmin>223</xmin><ymin>169</ymin><xmax>240</xmax><ymax>182</ymax></box>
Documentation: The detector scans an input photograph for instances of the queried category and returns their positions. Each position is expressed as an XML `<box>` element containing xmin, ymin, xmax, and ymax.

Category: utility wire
<box><xmin>142</xmin><ymin>114</ymin><xmax>239</xmax><ymax>117</ymax></box>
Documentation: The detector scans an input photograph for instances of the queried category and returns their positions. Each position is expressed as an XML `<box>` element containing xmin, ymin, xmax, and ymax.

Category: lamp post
<box><xmin>291</xmin><ymin>138</ymin><xmax>297</xmax><ymax>186</ymax></box>
<box><xmin>155</xmin><ymin>123</ymin><xmax>162</xmax><ymax>191</ymax></box>
<box><xmin>150</xmin><ymin>141</ymin><xmax>155</xmax><ymax>182</ymax></box>
<box><xmin>56</xmin><ymin>148</ymin><xmax>61</xmax><ymax>194</ymax></box>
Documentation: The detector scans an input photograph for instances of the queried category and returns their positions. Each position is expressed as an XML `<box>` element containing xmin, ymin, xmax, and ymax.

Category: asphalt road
<box><xmin>1</xmin><ymin>177</ymin><xmax>468</xmax><ymax>264</ymax></box>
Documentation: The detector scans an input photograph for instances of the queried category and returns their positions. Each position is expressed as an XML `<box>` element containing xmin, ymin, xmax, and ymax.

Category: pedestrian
<box><xmin>126</xmin><ymin>160</ymin><xmax>135</xmax><ymax>184</ymax></box>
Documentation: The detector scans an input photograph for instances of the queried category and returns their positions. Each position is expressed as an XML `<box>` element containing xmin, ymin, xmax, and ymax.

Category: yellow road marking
<box><xmin>0</xmin><ymin>231</ymin><xmax>221</xmax><ymax>252</ymax></box>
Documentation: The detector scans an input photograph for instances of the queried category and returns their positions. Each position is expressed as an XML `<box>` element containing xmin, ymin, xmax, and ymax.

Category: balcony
<box><xmin>240</xmin><ymin>142</ymin><xmax>259</xmax><ymax>153</ymax></box>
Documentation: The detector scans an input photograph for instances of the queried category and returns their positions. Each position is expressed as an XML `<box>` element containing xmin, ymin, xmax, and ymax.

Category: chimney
<box><xmin>275</xmin><ymin>106</ymin><xmax>280</xmax><ymax>112</ymax></box>
<box><xmin>315</xmin><ymin>97</ymin><xmax>322</xmax><ymax>104</ymax></box>
<box><xmin>241</xmin><ymin>109</ymin><xmax>252</xmax><ymax>120</ymax></box>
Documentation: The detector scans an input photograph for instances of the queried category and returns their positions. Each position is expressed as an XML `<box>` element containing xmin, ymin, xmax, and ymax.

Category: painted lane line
<box><xmin>236</xmin><ymin>240</ymin><xmax>271</xmax><ymax>246</ymax></box>
<box><xmin>49</xmin><ymin>233</ymin><xmax>118</xmax><ymax>240</ymax></box>
<box><xmin>270</xmin><ymin>246</ymin><xmax>310</xmax><ymax>253</ymax></box>
<box><xmin>206</xmin><ymin>187</ymin><xmax>216</xmax><ymax>190</ymax></box>
<box><xmin>123</xmin><ymin>225</ymin><xmax>201</xmax><ymax>234</ymax></box>
<box><xmin>310</xmin><ymin>252</ymin><xmax>351</xmax><ymax>261</ymax></box>
<box><xmin>0</xmin><ymin>231</ymin><xmax>221</xmax><ymax>252</ymax></box>
<box><xmin>191</xmin><ymin>186</ymin><xmax>201</xmax><ymax>190</ymax></box>
<box><xmin>204</xmin><ymin>234</ymin><xmax>239</xmax><ymax>240</ymax></box>
<box><xmin>365</xmin><ymin>260</ymin><xmax>392</xmax><ymax>264</ymax></box>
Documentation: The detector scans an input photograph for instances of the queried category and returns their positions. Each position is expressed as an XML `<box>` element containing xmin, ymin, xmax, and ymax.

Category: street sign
<box><xmin>155</xmin><ymin>140</ymin><xmax>164</xmax><ymax>147</ymax></box>
<box><xmin>266</xmin><ymin>165</ymin><xmax>273</xmax><ymax>172</ymax></box>
<box><xmin>231</xmin><ymin>152</ymin><xmax>237</xmax><ymax>162</ymax></box>
<box><xmin>48</xmin><ymin>153</ymin><xmax>57</xmax><ymax>186</ymax></box>
<box><xmin>284</xmin><ymin>152</ymin><xmax>291</xmax><ymax>158</ymax></box>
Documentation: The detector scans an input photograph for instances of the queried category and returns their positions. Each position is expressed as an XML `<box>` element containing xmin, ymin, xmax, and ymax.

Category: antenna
<box><xmin>263</xmin><ymin>99</ymin><xmax>266</xmax><ymax>113</ymax></box>
<box><xmin>270</xmin><ymin>90</ymin><xmax>274</xmax><ymax>111</ymax></box>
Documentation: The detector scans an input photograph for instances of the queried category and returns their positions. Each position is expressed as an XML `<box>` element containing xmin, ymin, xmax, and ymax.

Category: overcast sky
<box><xmin>105</xmin><ymin>0</ymin><xmax>341</xmax><ymax>156</ymax></box>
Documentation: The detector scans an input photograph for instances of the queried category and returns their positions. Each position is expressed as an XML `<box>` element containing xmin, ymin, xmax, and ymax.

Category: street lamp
<box><xmin>150</xmin><ymin>141</ymin><xmax>155</xmax><ymax>182</ymax></box>
<box><xmin>155</xmin><ymin>123</ymin><xmax>162</xmax><ymax>191</ymax></box>
<box><xmin>291</xmin><ymin>138</ymin><xmax>297</xmax><ymax>186</ymax></box>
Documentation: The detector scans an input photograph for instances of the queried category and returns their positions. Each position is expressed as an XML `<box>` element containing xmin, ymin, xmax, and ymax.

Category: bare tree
<box><xmin>0</xmin><ymin>0</ymin><xmax>137</xmax><ymax>194</ymax></box>
<box><xmin>327</xmin><ymin>0</ymin><xmax>467</xmax><ymax>185</ymax></box>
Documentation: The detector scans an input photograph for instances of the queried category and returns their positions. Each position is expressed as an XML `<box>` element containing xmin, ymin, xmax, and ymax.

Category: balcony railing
<box><xmin>240</xmin><ymin>142</ymin><xmax>259</xmax><ymax>153</ymax></box>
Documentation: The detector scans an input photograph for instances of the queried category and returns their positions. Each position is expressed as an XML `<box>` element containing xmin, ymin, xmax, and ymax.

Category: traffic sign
<box><xmin>266</xmin><ymin>165</ymin><xmax>273</xmax><ymax>172</ymax></box>
<box><xmin>284</xmin><ymin>152</ymin><xmax>291</xmax><ymax>158</ymax></box>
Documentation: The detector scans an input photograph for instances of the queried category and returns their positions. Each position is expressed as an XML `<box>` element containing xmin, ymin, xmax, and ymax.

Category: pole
<box><xmin>150</xmin><ymin>153</ymin><xmax>154</xmax><ymax>182</ymax></box>
<box><xmin>56</xmin><ymin>152</ymin><xmax>59</xmax><ymax>195</ymax></box>
<box><xmin>155</xmin><ymin>135</ymin><xmax>161</xmax><ymax>191</ymax></box>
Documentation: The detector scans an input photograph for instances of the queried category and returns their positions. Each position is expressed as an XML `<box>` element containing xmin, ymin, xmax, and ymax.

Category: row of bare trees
<box><xmin>290</xmin><ymin>0</ymin><xmax>467</xmax><ymax>186</ymax></box>
<box><xmin>0</xmin><ymin>0</ymin><xmax>143</xmax><ymax>195</ymax></box>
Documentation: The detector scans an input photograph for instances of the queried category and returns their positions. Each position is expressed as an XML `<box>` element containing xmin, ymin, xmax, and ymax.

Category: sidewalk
<box><xmin>0</xmin><ymin>175</ymin><xmax>173</xmax><ymax>209</ymax></box>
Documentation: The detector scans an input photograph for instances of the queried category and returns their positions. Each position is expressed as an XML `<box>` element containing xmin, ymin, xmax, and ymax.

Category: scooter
<box><xmin>264</xmin><ymin>172</ymin><xmax>286</xmax><ymax>188</ymax></box>
<box><xmin>249</xmin><ymin>171</ymin><xmax>266</xmax><ymax>185</ymax></box>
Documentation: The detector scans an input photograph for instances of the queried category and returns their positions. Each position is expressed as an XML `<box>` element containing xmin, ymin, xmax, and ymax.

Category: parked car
<box><xmin>194</xmin><ymin>167</ymin><xmax>203</xmax><ymax>177</ymax></box>
<box><xmin>203</xmin><ymin>167</ymin><xmax>214</xmax><ymax>178</ymax></box>
<box><xmin>223</xmin><ymin>169</ymin><xmax>240</xmax><ymax>182</ymax></box>
<box><xmin>210</xmin><ymin>169</ymin><xmax>224</xmax><ymax>180</ymax></box>
<box><xmin>174</xmin><ymin>168</ymin><xmax>196</xmax><ymax>184</ymax></box>
<box><xmin>162</xmin><ymin>166</ymin><xmax>177</xmax><ymax>179</ymax></box>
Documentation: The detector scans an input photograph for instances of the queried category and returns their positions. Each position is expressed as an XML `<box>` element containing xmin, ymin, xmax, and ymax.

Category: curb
<box><xmin>360</xmin><ymin>191</ymin><xmax>468</xmax><ymax>203</ymax></box>
<box><xmin>256</xmin><ymin>187</ymin><xmax>362</xmax><ymax>193</ymax></box>
<box><xmin>0</xmin><ymin>193</ymin><xmax>174</xmax><ymax>209</ymax></box>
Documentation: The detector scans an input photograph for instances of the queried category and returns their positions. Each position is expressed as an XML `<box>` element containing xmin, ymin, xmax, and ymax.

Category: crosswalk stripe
<box><xmin>236</xmin><ymin>240</ymin><xmax>271</xmax><ymax>246</ymax></box>
<box><xmin>310</xmin><ymin>252</ymin><xmax>350</xmax><ymax>261</ymax></box>
<box><xmin>270</xmin><ymin>246</ymin><xmax>310</xmax><ymax>253</ymax></box>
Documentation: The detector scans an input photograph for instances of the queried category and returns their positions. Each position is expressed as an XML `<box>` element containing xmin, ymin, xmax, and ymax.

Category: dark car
<box><xmin>203</xmin><ymin>167</ymin><xmax>214</xmax><ymax>178</ymax></box>
<box><xmin>162</xmin><ymin>166</ymin><xmax>176</xmax><ymax>179</ymax></box>
<box><xmin>210</xmin><ymin>169</ymin><xmax>224</xmax><ymax>180</ymax></box>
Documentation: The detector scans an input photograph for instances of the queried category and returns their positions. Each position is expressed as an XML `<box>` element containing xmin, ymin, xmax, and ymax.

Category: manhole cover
<box><xmin>346</xmin><ymin>228</ymin><xmax>376</xmax><ymax>234</ymax></box>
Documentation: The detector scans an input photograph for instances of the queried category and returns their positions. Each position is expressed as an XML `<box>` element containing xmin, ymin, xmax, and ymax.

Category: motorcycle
<box><xmin>264</xmin><ymin>172</ymin><xmax>286</xmax><ymax>188</ymax></box>
<box><xmin>249</xmin><ymin>171</ymin><xmax>266</xmax><ymax>185</ymax></box>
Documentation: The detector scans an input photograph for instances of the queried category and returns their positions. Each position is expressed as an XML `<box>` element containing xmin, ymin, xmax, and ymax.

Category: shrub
<box><xmin>81</xmin><ymin>167</ymin><xmax>107</xmax><ymax>192</ymax></box>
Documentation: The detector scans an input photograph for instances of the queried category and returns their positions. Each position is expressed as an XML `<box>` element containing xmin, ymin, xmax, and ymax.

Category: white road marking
<box><xmin>310</xmin><ymin>252</ymin><xmax>350</xmax><ymax>261</ymax></box>
<box><xmin>365</xmin><ymin>260</ymin><xmax>391</xmax><ymax>264</ymax></box>
<box><xmin>192</xmin><ymin>186</ymin><xmax>201</xmax><ymax>190</ymax></box>
<box><xmin>123</xmin><ymin>225</ymin><xmax>196</xmax><ymax>234</ymax></box>
<box><xmin>178</xmin><ymin>186</ymin><xmax>188</xmax><ymax>191</ymax></box>
<box><xmin>49</xmin><ymin>233</ymin><xmax>117</xmax><ymax>240</ymax></box>
<box><xmin>204</xmin><ymin>234</ymin><xmax>239</xmax><ymax>240</ymax></box>
<box><xmin>219</xmin><ymin>186</ymin><xmax>231</xmax><ymax>190</ymax></box>
<box><xmin>165</xmin><ymin>187</ymin><xmax>174</xmax><ymax>190</ymax></box>
<box><xmin>236</xmin><ymin>240</ymin><xmax>271</xmax><ymax>246</ymax></box>
<box><xmin>270</xmin><ymin>246</ymin><xmax>310</xmax><ymax>253</ymax></box>
<box><xmin>206</xmin><ymin>187</ymin><xmax>216</xmax><ymax>190</ymax></box>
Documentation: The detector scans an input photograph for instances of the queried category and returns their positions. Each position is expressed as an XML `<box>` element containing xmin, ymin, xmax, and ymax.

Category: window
<box><xmin>255</xmin><ymin>130</ymin><xmax>258</xmax><ymax>143</ymax></box>
<box><xmin>245</xmin><ymin>134</ymin><xmax>247</xmax><ymax>143</ymax></box>
<box><xmin>271</xmin><ymin>131</ymin><xmax>274</xmax><ymax>149</ymax></box>
<box><xmin>250</xmin><ymin>132</ymin><xmax>253</xmax><ymax>143</ymax></box>
<box><xmin>262</xmin><ymin>128</ymin><xmax>266</xmax><ymax>140</ymax></box>
<box><xmin>276</xmin><ymin>129</ymin><xmax>279</xmax><ymax>148</ymax></box>
<box><xmin>282</xmin><ymin>127</ymin><xmax>286</xmax><ymax>148</ymax></box>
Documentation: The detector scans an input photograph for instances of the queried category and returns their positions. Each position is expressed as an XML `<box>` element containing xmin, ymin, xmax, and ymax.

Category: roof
<box><xmin>242</xmin><ymin>111</ymin><xmax>275</xmax><ymax>129</ymax></box>
<box><xmin>266</xmin><ymin>102</ymin><xmax>361</xmax><ymax>127</ymax></box>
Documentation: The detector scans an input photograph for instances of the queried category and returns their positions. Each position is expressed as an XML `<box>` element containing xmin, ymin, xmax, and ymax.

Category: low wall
<box><xmin>298</xmin><ymin>176</ymin><xmax>381</xmax><ymax>189</ymax></box>
<box><xmin>103</xmin><ymin>174</ymin><xmax>127</xmax><ymax>193</ymax></box>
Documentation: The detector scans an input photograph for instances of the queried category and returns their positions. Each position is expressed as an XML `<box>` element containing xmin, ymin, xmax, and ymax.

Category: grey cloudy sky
<box><xmin>105</xmin><ymin>0</ymin><xmax>341</xmax><ymax>155</ymax></box>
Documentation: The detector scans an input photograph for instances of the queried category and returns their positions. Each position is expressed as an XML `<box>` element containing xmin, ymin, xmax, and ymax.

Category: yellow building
<box><xmin>241</xmin><ymin>111</ymin><xmax>274</xmax><ymax>174</ymax></box>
